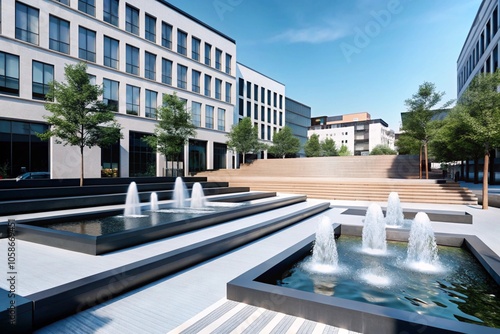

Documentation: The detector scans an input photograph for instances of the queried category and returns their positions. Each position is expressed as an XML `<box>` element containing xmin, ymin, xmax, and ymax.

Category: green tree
<box><xmin>370</xmin><ymin>144</ymin><xmax>397</xmax><ymax>155</ymax></box>
<box><xmin>226</xmin><ymin>117</ymin><xmax>265</xmax><ymax>164</ymax></box>
<box><xmin>402</xmin><ymin>82</ymin><xmax>453</xmax><ymax>179</ymax></box>
<box><xmin>304</xmin><ymin>134</ymin><xmax>321</xmax><ymax>157</ymax></box>
<box><xmin>338</xmin><ymin>144</ymin><xmax>352</xmax><ymax>156</ymax></box>
<box><xmin>38</xmin><ymin>63</ymin><xmax>122</xmax><ymax>186</ymax></box>
<box><xmin>268</xmin><ymin>126</ymin><xmax>301</xmax><ymax>158</ymax></box>
<box><xmin>395</xmin><ymin>133</ymin><xmax>421</xmax><ymax>155</ymax></box>
<box><xmin>143</xmin><ymin>93</ymin><xmax>197</xmax><ymax>177</ymax></box>
<box><xmin>321</xmin><ymin>138</ymin><xmax>338</xmax><ymax>156</ymax></box>
<box><xmin>454</xmin><ymin>70</ymin><xmax>500</xmax><ymax>209</ymax></box>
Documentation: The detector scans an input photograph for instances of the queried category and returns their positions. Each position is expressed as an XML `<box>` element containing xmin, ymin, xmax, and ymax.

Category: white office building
<box><xmin>457</xmin><ymin>0</ymin><xmax>499</xmax><ymax>99</ymax></box>
<box><xmin>308</xmin><ymin>113</ymin><xmax>395</xmax><ymax>156</ymax></box>
<box><xmin>0</xmin><ymin>0</ymin><xmax>237</xmax><ymax>178</ymax></box>
<box><xmin>236</xmin><ymin>62</ymin><xmax>286</xmax><ymax>160</ymax></box>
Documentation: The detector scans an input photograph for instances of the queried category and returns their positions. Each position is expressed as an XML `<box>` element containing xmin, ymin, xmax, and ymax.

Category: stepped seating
<box><xmin>198</xmin><ymin>156</ymin><xmax>478</xmax><ymax>205</ymax></box>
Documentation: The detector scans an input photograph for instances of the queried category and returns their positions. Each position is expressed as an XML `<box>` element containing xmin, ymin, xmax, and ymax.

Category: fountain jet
<box><xmin>362</xmin><ymin>203</ymin><xmax>387</xmax><ymax>253</ymax></box>
<box><xmin>406</xmin><ymin>212</ymin><xmax>439</xmax><ymax>267</ymax></box>
<box><xmin>150</xmin><ymin>192</ymin><xmax>159</xmax><ymax>211</ymax></box>
<box><xmin>124</xmin><ymin>182</ymin><xmax>141</xmax><ymax>216</ymax></box>
<box><xmin>307</xmin><ymin>216</ymin><xmax>339</xmax><ymax>273</ymax></box>
<box><xmin>385</xmin><ymin>192</ymin><xmax>404</xmax><ymax>227</ymax></box>
<box><xmin>173</xmin><ymin>177</ymin><xmax>188</xmax><ymax>208</ymax></box>
<box><xmin>190</xmin><ymin>183</ymin><xmax>206</xmax><ymax>209</ymax></box>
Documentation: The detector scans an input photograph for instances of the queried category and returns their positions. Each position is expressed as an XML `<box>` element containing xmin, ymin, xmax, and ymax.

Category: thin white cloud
<box><xmin>271</xmin><ymin>24</ymin><xmax>348</xmax><ymax>44</ymax></box>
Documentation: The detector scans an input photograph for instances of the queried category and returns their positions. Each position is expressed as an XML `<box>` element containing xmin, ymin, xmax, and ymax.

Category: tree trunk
<box><xmin>419</xmin><ymin>145</ymin><xmax>422</xmax><ymax>179</ymax></box>
<box><xmin>424</xmin><ymin>142</ymin><xmax>429</xmax><ymax>180</ymax></box>
<box><xmin>242</xmin><ymin>152</ymin><xmax>245</xmax><ymax>165</ymax></box>
<box><xmin>483</xmin><ymin>151</ymin><xmax>489</xmax><ymax>210</ymax></box>
<box><xmin>80</xmin><ymin>146</ymin><xmax>84</xmax><ymax>187</ymax></box>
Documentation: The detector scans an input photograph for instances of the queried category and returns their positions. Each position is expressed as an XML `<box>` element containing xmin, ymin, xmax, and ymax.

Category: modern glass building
<box><xmin>285</xmin><ymin>97</ymin><xmax>311</xmax><ymax>158</ymax></box>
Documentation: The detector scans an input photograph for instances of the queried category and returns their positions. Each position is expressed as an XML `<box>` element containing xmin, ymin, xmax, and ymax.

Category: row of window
<box><xmin>48</xmin><ymin>0</ymin><xmax>234</xmax><ymax>74</ymax></box>
<box><xmin>256</xmin><ymin>122</ymin><xmax>280</xmax><ymax>141</ymax></box>
<box><xmin>458</xmin><ymin>4</ymin><xmax>499</xmax><ymax>92</ymax></box>
<box><xmin>238</xmin><ymin>78</ymin><xmax>284</xmax><ymax>109</ymax></box>
<box><xmin>238</xmin><ymin>98</ymin><xmax>283</xmax><ymax>126</ymax></box>
<box><xmin>0</xmin><ymin>50</ymin><xmax>226</xmax><ymax>131</ymax></box>
<box><xmin>13</xmin><ymin>2</ymin><xmax>234</xmax><ymax>103</ymax></box>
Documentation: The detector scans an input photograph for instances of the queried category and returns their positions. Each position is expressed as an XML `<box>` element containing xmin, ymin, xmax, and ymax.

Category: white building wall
<box><xmin>236</xmin><ymin>63</ymin><xmax>286</xmax><ymax>146</ymax></box>
<box><xmin>307</xmin><ymin>127</ymin><xmax>355</xmax><ymax>154</ymax></box>
<box><xmin>368</xmin><ymin>123</ymin><xmax>395</xmax><ymax>151</ymax></box>
<box><xmin>0</xmin><ymin>0</ymin><xmax>237</xmax><ymax>178</ymax></box>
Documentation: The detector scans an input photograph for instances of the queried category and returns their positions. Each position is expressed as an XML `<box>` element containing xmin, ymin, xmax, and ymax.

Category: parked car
<box><xmin>15</xmin><ymin>172</ymin><xmax>50</xmax><ymax>181</ymax></box>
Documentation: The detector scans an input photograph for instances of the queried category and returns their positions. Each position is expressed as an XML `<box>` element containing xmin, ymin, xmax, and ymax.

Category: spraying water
<box><xmin>150</xmin><ymin>192</ymin><xmax>159</xmax><ymax>211</ymax></box>
<box><xmin>406</xmin><ymin>212</ymin><xmax>439</xmax><ymax>270</ymax></box>
<box><xmin>124</xmin><ymin>182</ymin><xmax>141</xmax><ymax>216</ymax></box>
<box><xmin>306</xmin><ymin>216</ymin><xmax>339</xmax><ymax>273</ymax></box>
<box><xmin>190</xmin><ymin>183</ymin><xmax>206</xmax><ymax>209</ymax></box>
<box><xmin>362</xmin><ymin>203</ymin><xmax>387</xmax><ymax>253</ymax></box>
<box><xmin>385</xmin><ymin>192</ymin><xmax>404</xmax><ymax>227</ymax></box>
<box><xmin>173</xmin><ymin>177</ymin><xmax>188</xmax><ymax>208</ymax></box>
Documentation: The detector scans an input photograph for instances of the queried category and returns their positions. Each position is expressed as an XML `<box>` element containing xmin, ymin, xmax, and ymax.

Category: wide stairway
<box><xmin>198</xmin><ymin>156</ymin><xmax>478</xmax><ymax>205</ymax></box>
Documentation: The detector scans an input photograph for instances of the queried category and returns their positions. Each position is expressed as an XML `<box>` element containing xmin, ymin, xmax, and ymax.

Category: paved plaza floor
<box><xmin>1</xmin><ymin>189</ymin><xmax>499</xmax><ymax>333</ymax></box>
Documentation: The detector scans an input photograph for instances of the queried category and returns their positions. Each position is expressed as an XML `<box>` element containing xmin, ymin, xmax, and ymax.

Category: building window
<box><xmin>246</xmin><ymin>101</ymin><xmax>251</xmax><ymax>118</ymax></box>
<box><xmin>126</xmin><ymin>84</ymin><xmax>140</xmax><ymax>115</ymax></box>
<box><xmin>261</xmin><ymin>87</ymin><xmax>265</xmax><ymax>103</ymax></box>
<box><xmin>104</xmin><ymin>36</ymin><xmax>119</xmax><ymax>69</ymax></box>
<box><xmin>204</xmin><ymin>74</ymin><xmax>211</xmax><ymax>97</ymax></box>
<box><xmin>103</xmin><ymin>0</ymin><xmax>119</xmax><ymax>26</ymax></box>
<box><xmin>213</xmin><ymin>142</ymin><xmax>226</xmax><ymax>169</ymax></box>
<box><xmin>261</xmin><ymin>106</ymin><xmax>265</xmax><ymax>121</ymax></box>
<box><xmin>279</xmin><ymin>112</ymin><xmax>283</xmax><ymax>126</ymax></box>
<box><xmin>267</xmin><ymin>126</ymin><xmax>271</xmax><ymax>141</ymax></box>
<box><xmin>145</xmin><ymin>89</ymin><xmax>157</xmax><ymax>119</ymax></box>
<box><xmin>246</xmin><ymin>81</ymin><xmax>252</xmax><ymax>99</ymax></box>
<box><xmin>49</xmin><ymin>15</ymin><xmax>70</xmax><ymax>54</ymax></box>
<box><xmin>217</xmin><ymin>108</ymin><xmax>225</xmax><ymax>131</ymax></box>
<box><xmin>192</xmin><ymin>37</ymin><xmax>201</xmax><ymax>61</ymax></box>
<box><xmin>192</xmin><ymin>102</ymin><xmax>201</xmax><ymax>127</ymax></box>
<box><xmin>162</xmin><ymin>22</ymin><xmax>172</xmax><ymax>49</ymax></box>
<box><xmin>225</xmin><ymin>82</ymin><xmax>232</xmax><ymax>103</ymax></box>
<box><xmin>273</xmin><ymin>92</ymin><xmax>277</xmax><ymax>108</ymax></box>
<box><xmin>79</xmin><ymin>26</ymin><xmax>96</xmax><ymax>62</ymax></box>
<box><xmin>129</xmin><ymin>131</ymin><xmax>156</xmax><ymax>177</ymax></box>
<box><xmin>162</xmin><ymin>58</ymin><xmax>172</xmax><ymax>85</ymax></box>
<box><xmin>192</xmin><ymin>70</ymin><xmax>201</xmax><ymax>93</ymax></box>
<box><xmin>177</xmin><ymin>30</ymin><xmax>187</xmax><ymax>56</ymax></box>
<box><xmin>145</xmin><ymin>51</ymin><xmax>156</xmax><ymax>80</ymax></box>
<box><xmin>267</xmin><ymin>108</ymin><xmax>271</xmax><ymax>123</ymax></box>
<box><xmin>32</xmin><ymin>61</ymin><xmax>53</xmax><ymax>100</ymax></box>
<box><xmin>254</xmin><ymin>104</ymin><xmax>258</xmax><ymax>120</ymax></box>
<box><xmin>15</xmin><ymin>2</ymin><xmax>39</xmax><ymax>45</ymax></box>
<box><xmin>215</xmin><ymin>48</ymin><xmax>222</xmax><ymax>70</ymax></box>
<box><xmin>205</xmin><ymin>43</ymin><xmax>211</xmax><ymax>66</ymax></box>
<box><xmin>78</xmin><ymin>0</ymin><xmax>95</xmax><ymax>16</ymax></box>
<box><xmin>205</xmin><ymin>105</ymin><xmax>214</xmax><ymax>129</ymax></box>
<box><xmin>273</xmin><ymin>110</ymin><xmax>277</xmax><ymax>125</ymax></box>
<box><xmin>267</xmin><ymin>90</ymin><xmax>271</xmax><ymax>106</ymax></box>
<box><xmin>279</xmin><ymin>94</ymin><xmax>283</xmax><ymax>109</ymax></box>
<box><xmin>103</xmin><ymin>78</ymin><xmax>119</xmax><ymax>111</ymax></box>
<box><xmin>56</xmin><ymin>0</ymin><xmax>70</xmax><ymax>4</ymax></box>
<box><xmin>238</xmin><ymin>78</ymin><xmax>244</xmax><ymax>96</ymax></box>
<box><xmin>126</xmin><ymin>44</ymin><xmax>139</xmax><ymax>75</ymax></box>
<box><xmin>0</xmin><ymin>52</ymin><xmax>20</xmax><ymax>96</ymax></box>
<box><xmin>254</xmin><ymin>84</ymin><xmax>259</xmax><ymax>102</ymax></box>
<box><xmin>125</xmin><ymin>4</ymin><xmax>139</xmax><ymax>35</ymax></box>
<box><xmin>177</xmin><ymin>64</ymin><xmax>187</xmax><ymax>89</ymax></box>
<box><xmin>225</xmin><ymin>54</ymin><xmax>232</xmax><ymax>74</ymax></box>
<box><xmin>238</xmin><ymin>98</ymin><xmax>244</xmax><ymax>116</ymax></box>
<box><xmin>215</xmin><ymin>79</ymin><xmax>222</xmax><ymax>100</ymax></box>
<box><xmin>261</xmin><ymin>124</ymin><xmax>265</xmax><ymax>139</ymax></box>
<box><xmin>101</xmin><ymin>140</ymin><xmax>120</xmax><ymax>177</ymax></box>
<box><xmin>145</xmin><ymin>14</ymin><xmax>156</xmax><ymax>42</ymax></box>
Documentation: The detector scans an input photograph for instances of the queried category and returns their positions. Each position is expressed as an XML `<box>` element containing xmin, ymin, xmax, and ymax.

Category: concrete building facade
<box><xmin>309</xmin><ymin>113</ymin><xmax>395</xmax><ymax>156</ymax></box>
<box><xmin>457</xmin><ymin>0</ymin><xmax>499</xmax><ymax>99</ymax></box>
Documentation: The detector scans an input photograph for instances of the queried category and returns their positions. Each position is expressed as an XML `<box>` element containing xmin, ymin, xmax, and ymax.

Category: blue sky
<box><xmin>166</xmin><ymin>0</ymin><xmax>482</xmax><ymax>130</ymax></box>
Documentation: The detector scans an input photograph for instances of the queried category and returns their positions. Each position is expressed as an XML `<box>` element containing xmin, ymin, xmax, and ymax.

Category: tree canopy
<box><xmin>452</xmin><ymin>70</ymin><xmax>500</xmax><ymax>209</ymax></box>
<box><xmin>321</xmin><ymin>138</ymin><xmax>338</xmax><ymax>156</ymax></box>
<box><xmin>38</xmin><ymin>62</ymin><xmax>122</xmax><ymax>186</ymax></box>
<box><xmin>338</xmin><ymin>144</ymin><xmax>351</xmax><ymax>156</ymax></box>
<box><xmin>143</xmin><ymin>93</ymin><xmax>196</xmax><ymax>175</ymax></box>
<box><xmin>304</xmin><ymin>134</ymin><xmax>321</xmax><ymax>157</ymax></box>
<box><xmin>370</xmin><ymin>144</ymin><xmax>397</xmax><ymax>155</ymax></box>
<box><xmin>401</xmin><ymin>82</ymin><xmax>453</xmax><ymax>178</ymax></box>
<box><xmin>226</xmin><ymin>117</ymin><xmax>265</xmax><ymax>164</ymax></box>
<box><xmin>268</xmin><ymin>126</ymin><xmax>301</xmax><ymax>158</ymax></box>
